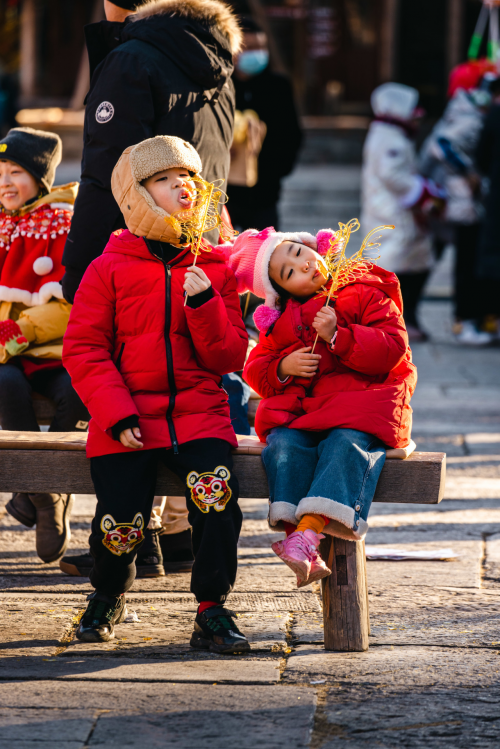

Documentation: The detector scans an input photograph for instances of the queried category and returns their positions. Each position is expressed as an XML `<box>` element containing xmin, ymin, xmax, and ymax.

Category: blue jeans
<box><xmin>223</xmin><ymin>373</ymin><xmax>250</xmax><ymax>436</ymax></box>
<box><xmin>262</xmin><ymin>427</ymin><xmax>386</xmax><ymax>540</ymax></box>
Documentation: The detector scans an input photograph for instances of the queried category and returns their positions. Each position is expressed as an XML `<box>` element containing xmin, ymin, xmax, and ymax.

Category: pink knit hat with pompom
<box><xmin>220</xmin><ymin>226</ymin><xmax>337</xmax><ymax>331</ymax></box>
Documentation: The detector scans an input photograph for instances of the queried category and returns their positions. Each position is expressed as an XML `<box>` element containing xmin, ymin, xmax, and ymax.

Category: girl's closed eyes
<box><xmin>268</xmin><ymin>240</ymin><xmax>328</xmax><ymax>300</ymax></box>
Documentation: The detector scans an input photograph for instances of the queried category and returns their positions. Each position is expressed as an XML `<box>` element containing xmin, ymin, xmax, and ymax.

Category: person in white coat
<box><xmin>362</xmin><ymin>83</ymin><xmax>439</xmax><ymax>341</ymax></box>
<box><xmin>420</xmin><ymin>81</ymin><xmax>494</xmax><ymax>345</ymax></box>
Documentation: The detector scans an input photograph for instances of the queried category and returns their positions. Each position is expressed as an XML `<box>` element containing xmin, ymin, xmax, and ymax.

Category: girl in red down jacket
<box><xmin>63</xmin><ymin>136</ymin><xmax>250</xmax><ymax>653</ymax></box>
<box><xmin>224</xmin><ymin>225</ymin><xmax>416</xmax><ymax>588</ymax></box>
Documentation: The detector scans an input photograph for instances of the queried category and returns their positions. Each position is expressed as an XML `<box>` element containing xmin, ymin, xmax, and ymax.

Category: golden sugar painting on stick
<box><xmin>163</xmin><ymin>175</ymin><xmax>235</xmax><ymax>306</ymax></box>
<box><xmin>311</xmin><ymin>219</ymin><xmax>394</xmax><ymax>353</ymax></box>
<box><xmin>166</xmin><ymin>176</ymin><xmax>234</xmax><ymax>253</ymax></box>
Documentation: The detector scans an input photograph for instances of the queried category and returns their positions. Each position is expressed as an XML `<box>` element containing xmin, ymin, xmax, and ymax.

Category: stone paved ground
<box><xmin>1</xmin><ymin>165</ymin><xmax>499</xmax><ymax>747</ymax></box>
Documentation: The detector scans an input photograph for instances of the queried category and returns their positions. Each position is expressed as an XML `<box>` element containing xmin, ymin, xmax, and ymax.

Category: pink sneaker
<box><xmin>296</xmin><ymin>538</ymin><xmax>331</xmax><ymax>588</ymax></box>
<box><xmin>272</xmin><ymin>530</ymin><xmax>320</xmax><ymax>583</ymax></box>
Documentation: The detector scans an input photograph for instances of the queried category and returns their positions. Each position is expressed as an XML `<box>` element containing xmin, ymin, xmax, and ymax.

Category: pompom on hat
<box><xmin>222</xmin><ymin>226</ymin><xmax>337</xmax><ymax>331</ymax></box>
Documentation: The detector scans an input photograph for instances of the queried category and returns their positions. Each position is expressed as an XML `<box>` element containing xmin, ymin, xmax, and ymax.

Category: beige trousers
<box><xmin>147</xmin><ymin>496</ymin><xmax>191</xmax><ymax>535</ymax></box>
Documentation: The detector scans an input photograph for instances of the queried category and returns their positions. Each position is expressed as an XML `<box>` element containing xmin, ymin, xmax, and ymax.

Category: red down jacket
<box><xmin>243</xmin><ymin>265</ymin><xmax>416</xmax><ymax>448</ymax></box>
<box><xmin>63</xmin><ymin>230</ymin><xmax>247</xmax><ymax>457</ymax></box>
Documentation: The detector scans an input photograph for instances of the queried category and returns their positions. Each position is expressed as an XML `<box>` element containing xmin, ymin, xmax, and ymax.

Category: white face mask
<box><xmin>236</xmin><ymin>50</ymin><xmax>269</xmax><ymax>77</ymax></box>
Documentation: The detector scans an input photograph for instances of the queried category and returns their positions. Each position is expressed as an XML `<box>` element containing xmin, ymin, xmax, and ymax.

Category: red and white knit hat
<box><xmin>222</xmin><ymin>226</ymin><xmax>336</xmax><ymax>331</ymax></box>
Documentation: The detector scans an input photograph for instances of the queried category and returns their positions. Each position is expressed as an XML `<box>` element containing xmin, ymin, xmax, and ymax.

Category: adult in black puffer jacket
<box><xmin>62</xmin><ymin>0</ymin><xmax>241</xmax><ymax>303</ymax></box>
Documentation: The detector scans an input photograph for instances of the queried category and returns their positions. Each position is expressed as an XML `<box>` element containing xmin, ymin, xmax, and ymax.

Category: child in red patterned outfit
<box><xmin>0</xmin><ymin>127</ymin><xmax>88</xmax><ymax>564</ymax></box>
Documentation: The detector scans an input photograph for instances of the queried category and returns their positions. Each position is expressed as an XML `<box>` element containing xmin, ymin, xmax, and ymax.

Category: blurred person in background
<box><xmin>362</xmin><ymin>83</ymin><xmax>443</xmax><ymax>342</ymax></box>
<box><xmin>227</xmin><ymin>17</ymin><xmax>302</xmax><ymax>232</ymax></box>
<box><xmin>474</xmin><ymin>77</ymin><xmax>500</xmax><ymax>340</ymax></box>
<box><xmin>420</xmin><ymin>61</ymin><xmax>498</xmax><ymax>345</ymax></box>
<box><xmin>61</xmin><ymin>0</ymin><xmax>241</xmax><ymax>302</ymax></box>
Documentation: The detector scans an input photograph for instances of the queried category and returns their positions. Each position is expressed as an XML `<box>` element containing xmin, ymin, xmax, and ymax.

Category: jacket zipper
<box><xmin>164</xmin><ymin>264</ymin><xmax>179</xmax><ymax>454</ymax></box>
<box><xmin>115</xmin><ymin>342</ymin><xmax>125</xmax><ymax>372</ymax></box>
<box><xmin>144</xmin><ymin>239</ymin><xmax>189</xmax><ymax>455</ymax></box>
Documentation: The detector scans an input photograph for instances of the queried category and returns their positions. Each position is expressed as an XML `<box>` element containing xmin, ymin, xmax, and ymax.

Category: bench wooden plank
<box><xmin>0</xmin><ymin>447</ymin><xmax>445</xmax><ymax>502</ymax></box>
<box><xmin>0</xmin><ymin>431</ymin><xmax>415</xmax><ymax>459</ymax></box>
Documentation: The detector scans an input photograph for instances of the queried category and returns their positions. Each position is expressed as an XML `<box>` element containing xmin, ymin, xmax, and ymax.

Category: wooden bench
<box><xmin>0</xmin><ymin>430</ymin><xmax>445</xmax><ymax>652</ymax></box>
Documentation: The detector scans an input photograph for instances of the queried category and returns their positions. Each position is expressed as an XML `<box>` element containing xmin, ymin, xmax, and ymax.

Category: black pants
<box><xmin>0</xmin><ymin>361</ymin><xmax>89</xmax><ymax>432</ymax></box>
<box><xmin>455</xmin><ymin>223</ymin><xmax>482</xmax><ymax>321</ymax></box>
<box><xmin>454</xmin><ymin>223</ymin><xmax>500</xmax><ymax>320</ymax></box>
<box><xmin>89</xmin><ymin>439</ymin><xmax>242</xmax><ymax>603</ymax></box>
<box><xmin>397</xmin><ymin>271</ymin><xmax>430</xmax><ymax>328</ymax></box>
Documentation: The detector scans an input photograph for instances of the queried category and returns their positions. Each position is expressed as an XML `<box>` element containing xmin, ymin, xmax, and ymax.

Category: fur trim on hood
<box><xmin>111</xmin><ymin>138</ymin><xmax>203</xmax><ymax>244</ymax></box>
<box><xmin>132</xmin><ymin>0</ymin><xmax>242</xmax><ymax>54</ymax></box>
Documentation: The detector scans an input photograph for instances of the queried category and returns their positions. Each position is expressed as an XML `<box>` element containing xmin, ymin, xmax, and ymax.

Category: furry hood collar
<box><xmin>86</xmin><ymin>0</ymin><xmax>241</xmax><ymax>89</ymax></box>
<box><xmin>131</xmin><ymin>0</ymin><xmax>242</xmax><ymax>54</ymax></box>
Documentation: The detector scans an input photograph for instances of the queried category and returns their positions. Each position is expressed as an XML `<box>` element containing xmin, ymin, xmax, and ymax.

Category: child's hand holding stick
<box><xmin>312</xmin><ymin>304</ymin><xmax>337</xmax><ymax>346</ymax></box>
<box><xmin>278</xmin><ymin>347</ymin><xmax>322</xmax><ymax>379</ymax></box>
<box><xmin>310</xmin><ymin>286</ymin><xmax>335</xmax><ymax>354</ymax></box>
<box><xmin>183</xmin><ymin>182</ymin><xmax>214</xmax><ymax>306</ymax></box>
<box><xmin>183</xmin><ymin>265</ymin><xmax>212</xmax><ymax>298</ymax></box>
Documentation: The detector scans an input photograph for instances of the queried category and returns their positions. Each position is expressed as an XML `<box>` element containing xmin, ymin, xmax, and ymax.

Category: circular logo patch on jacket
<box><xmin>96</xmin><ymin>102</ymin><xmax>115</xmax><ymax>124</ymax></box>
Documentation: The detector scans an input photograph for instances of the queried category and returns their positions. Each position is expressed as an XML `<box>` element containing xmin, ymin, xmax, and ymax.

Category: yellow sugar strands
<box><xmin>165</xmin><ymin>175</ymin><xmax>234</xmax><ymax>306</ymax></box>
<box><xmin>311</xmin><ymin>219</ymin><xmax>394</xmax><ymax>353</ymax></box>
<box><xmin>167</xmin><ymin>175</ymin><xmax>233</xmax><ymax>257</ymax></box>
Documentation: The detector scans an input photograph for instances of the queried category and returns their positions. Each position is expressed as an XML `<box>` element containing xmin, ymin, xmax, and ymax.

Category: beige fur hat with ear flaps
<box><xmin>111</xmin><ymin>135</ymin><xmax>202</xmax><ymax>243</ymax></box>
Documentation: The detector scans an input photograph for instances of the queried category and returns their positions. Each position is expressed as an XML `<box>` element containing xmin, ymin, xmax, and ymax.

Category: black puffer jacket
<box><xmin>228</xmin><ymin>67</ymin><xmax>302</xmax><ymax>210</ymax></box>
<box><xmin>62</xmin><ymin>0</ymin><xmax>241</xmax><ymax>302</ymax></box>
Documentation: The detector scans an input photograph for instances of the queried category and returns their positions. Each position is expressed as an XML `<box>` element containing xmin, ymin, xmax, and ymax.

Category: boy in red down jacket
<box><xmin>224</xmin><ymin>226</ymin><xmax>416</xmax><ymax>587</ymax></box>
<box><xmin>63</xmin><ymin>136</ymin><xmax>249</xmax><ymax>653</ymax></box>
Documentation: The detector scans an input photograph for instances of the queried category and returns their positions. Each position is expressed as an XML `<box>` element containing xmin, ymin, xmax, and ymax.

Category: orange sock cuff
<box><xmin>297</xmin><ymin>513</ymin><xmax>327</xmax><ymax>535</ymax></box>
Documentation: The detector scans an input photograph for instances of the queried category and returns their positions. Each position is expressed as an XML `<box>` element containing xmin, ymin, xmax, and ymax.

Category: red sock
<box><xmin>198</xmin><ymin>600</ymin><xmax>219</xmax><ymax>614</ymax></box>
<box><xmin>282</xmin><ymin>521</ymin><xmax>297</xmax><ymax>537</ymax></box>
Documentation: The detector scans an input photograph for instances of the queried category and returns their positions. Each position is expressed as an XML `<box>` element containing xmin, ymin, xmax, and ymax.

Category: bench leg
<box><xmin>362</xmin><ymin>539</ymin><xmax>370</xmax><ymax>635</ymax></box>
<box><xmin>320</xmin><ymin>536</ymin><xmax>369</xmax><ymax>652</ymax></box>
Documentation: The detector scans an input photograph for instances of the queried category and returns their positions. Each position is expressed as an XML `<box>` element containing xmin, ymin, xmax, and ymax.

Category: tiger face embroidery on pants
<box><xmin>187</xmin><ymin>466</ymin><xmax>232</xmax><ymax>513</ymax></box>
<box><xmin>100</xmin><ymin>512</ymin><xmax>145</xmax><ymax>556</ymax></box>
